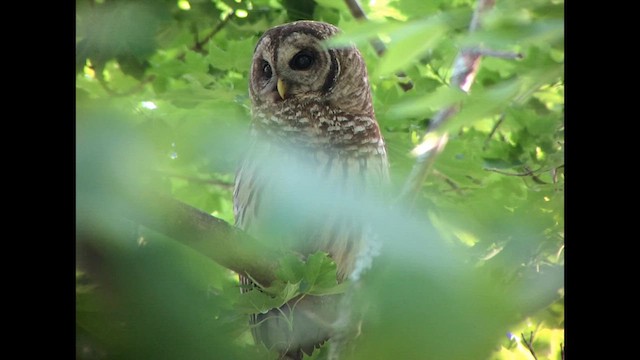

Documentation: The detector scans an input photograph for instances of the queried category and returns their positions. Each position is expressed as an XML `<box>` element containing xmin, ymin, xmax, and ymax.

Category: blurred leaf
<box><xmin>390</xmin><ymin>85</ymin><xmax>466</xmax><ymax>118</ymax></box>
<box><xmin>452</xmin><ymin>79</ymin><xmax>522</xmax><ymax>128</ymax></box>
<box><xmin>346</xmin><ymin>222</ymin><xmax>519</xmax><ymax>360</ymax></box>
<box><xmin>375</xmin><ymin>17</ymin><xmax>449</xmax><ymax>76</ymax></box>
<box><xmin>328</xmin><ymin>21</ymin><xmax>404</xmax><ymax>49</ymax></box>
<box><xmin>76</xmin><ymin>1</ymin><xmax>171</xmax><ymax>77</ymax></box>
<box><xmin>279</xmin><ymin>281</ymin><xmax>303</xmax><ymax>302</ymax></box>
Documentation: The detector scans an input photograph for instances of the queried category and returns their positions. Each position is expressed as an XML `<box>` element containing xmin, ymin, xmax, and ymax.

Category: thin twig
<box><xmin>484</xmin><ymin>167</ymin><xmax>543</xmax><ymax>177</ymax></box>
<box><xmin>441</xmin><ymin>186</ymin><xmax>478</xmax><ymax>193</ymax></box>
<box><xmin>483</xmin><ymin>113</ymin><xmax>506</xmax><ymax>150</ymax></box>
<box><xmin>399</xmin><ymin>0</ymin><xmax>500</xmax><ymax>205</ymax></box>
<box><xmin>450</xmin><ymin>0</ymin><xmax>496</xmax><ymax>92</ymax></box>
<box><xmin>521</xmin><ymin>331</ymin><xmax>538</xmax><ymax>360</ymax></box>
<box><xmin>560</xmin><ymin>342</ymin><xmax>564</xmax><ymax>360</ymax></box>
<box><xmin>432</xmin><ymin>169</ymin><xmax>465</xmax><ymax>195</ymax></box>
<box><xmin>486</xmin><ymin>165</ymin><xmax>563</xmax><ymax>189</ymax></box>
<box><xmin>528</xmin><ymin>168</ymin><xmax>549</xmax><ymax>184</ymax></box>
<box><xmin>95</xmin><ymin>72</ymin><xmax>118</xmax><ymax>96</ymax></box>
<box><xmin>177</xmin><ymin>10</ymin><xmax>236</xmax><ymax>61</ymax></box>
<box><xmin>343</xmin><ymin>0</ymin><xmax>413</xmax><ymax>91</ymax></box>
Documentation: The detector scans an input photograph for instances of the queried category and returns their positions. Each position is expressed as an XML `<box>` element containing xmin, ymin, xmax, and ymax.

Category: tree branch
<box><xmin>344</xmin><ymin>0</ymin><xmax>367</xmax><ymax>20</ymax></box>
<box><xmin>521</xmin><ymin>331</ymin><xmax>538</xmax><ymax>360</ymax></box>
<box><xmin>551</xmin><ymin>164</ymin><xmax>564</xmax><ymax>185</ymax></box>
<box><xmin>343</xmin><ymin>0</ymin><xmax>414</xmax><ymax>91</ymax></box>
<box><xmin>399</xmin><ymin>0</ymin><xmax>502</xmax><ymax>205</ymax></box>
<box><xmin>122</xmin><ymin>191</ymin><xmax>281</xmax><ymax>286</ymax></box>
<box><xmin>432</xmin><ymin>169</ymin><xmax>463</xmax><ymax>194</ymax></box>
<box><xmin>484</xmin><ymin>166</ymin><xmax>544</xmax><ymax>177</ymax></box>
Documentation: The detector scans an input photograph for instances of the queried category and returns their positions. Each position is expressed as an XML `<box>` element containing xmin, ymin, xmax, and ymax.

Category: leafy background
<box><xmin>76</xmin><ymin>0</ymin><xmax>564</xmax><ymax>359</ymax></box>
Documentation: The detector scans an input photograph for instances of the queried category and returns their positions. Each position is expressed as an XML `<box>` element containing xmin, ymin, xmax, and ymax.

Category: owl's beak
<box><xmin>276</xmin><ymin>78</ymin><xmax>287</xmax><ymax>100</ymax></box>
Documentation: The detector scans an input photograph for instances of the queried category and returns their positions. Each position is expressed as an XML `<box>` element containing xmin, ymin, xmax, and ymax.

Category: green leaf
<box><xmin>302</xmin><ymin>252</ymin><xmax>342</xmax><ymax>295</ymax></box>
<box><xmin>278</xmin><ymin>281</ymin><xmax>302</xmax><ymax>303</ymax></box>
<box><xmin>207</xmin><ymin>36</ymin><xmax>255</xmax><ymax>72</ymax></box>
<box><xmin>277</xmin><ymin>253</ymin><xmax>306</xmax><ymax>283</ymax></box>
<box><xmin>235</xmin><ymin>288</ymin><xmax>286</xmax><ymax>315</ymax></box>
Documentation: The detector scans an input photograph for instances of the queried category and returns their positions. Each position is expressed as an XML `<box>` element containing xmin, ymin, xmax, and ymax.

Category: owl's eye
<box><xmin>262</xmin><ymin>61</ymin><xmax>272</xmax><ymax>79</ymax></box>
<box><xmin>289</xmin><ymin>50</ymin><xmax>315</xmax><ymax>70</ymax></box>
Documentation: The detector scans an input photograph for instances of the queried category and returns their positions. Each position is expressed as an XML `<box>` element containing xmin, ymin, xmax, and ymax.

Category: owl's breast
<box><xmin>234</xmin><ymin>129</ymin><xmax>388</xmax><ymax>281</ymax></box>
<box><xmin>252</xmin><ymin>101</ymin><xmax>382</xmax><ymax>154</ymax></box>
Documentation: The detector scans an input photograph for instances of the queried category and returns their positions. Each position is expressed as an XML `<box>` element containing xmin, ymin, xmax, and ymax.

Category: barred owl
<box><xmin>234</xmin><ymin>20</ymin><xmax>389</xmax><ymax>359</ymax></box>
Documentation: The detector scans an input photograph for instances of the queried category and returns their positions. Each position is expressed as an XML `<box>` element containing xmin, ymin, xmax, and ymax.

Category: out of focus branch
<box><xmin>344</xmin><ymin>0</ymin><xmax>414</xmax><ymax>91</ymax></box>
<box><xmin>484</xmin><ymin>166</ymin><xmax>543</xmax><ymax>177</ymax></box>
<box><xmin>399</xmin><ymin>0</ymin><xmax>501</xmax><ymax>204</ymax></box>
<box><xmin>521</xmin><ymin>332</ymin><xmax>538</xmax><ymax>360</ymax></box>
<box><xmin>123</xmin><ymin>192</ymin><xmax>281</xmax><ymax>286</ymax></box>
<box><xmin>483</xmin><ymin>112</ymin><xmax>506</xmax><ymax>149</ymax></box>
<box><xmin>343</xmin><ymin>0</ymin><xmax>386</xmax><ymax>56</ymax></box>
<box><xmin>344</xmin><ymin>0</ymin><xmax>366</xmax><ymax>19</ymax></box>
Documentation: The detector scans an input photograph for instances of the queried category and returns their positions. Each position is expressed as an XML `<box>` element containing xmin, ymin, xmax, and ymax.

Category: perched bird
<box><xmin>234</xmin><ymin>20</ymin><xmax>389</xmax><ymax>359</ymax></box>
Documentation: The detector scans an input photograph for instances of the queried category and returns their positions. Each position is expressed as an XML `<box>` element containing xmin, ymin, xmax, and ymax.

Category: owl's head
<box><xmin>249</xmin><ymin>21</ymin><xmax>373</xmax><ymax>117</ymax></box>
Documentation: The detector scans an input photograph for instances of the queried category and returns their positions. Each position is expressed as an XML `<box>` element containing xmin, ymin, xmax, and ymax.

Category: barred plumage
<box><xmin>234</xmin><ymin>20</ymin><xmax>389</xmax><ymax>359</ymax></box>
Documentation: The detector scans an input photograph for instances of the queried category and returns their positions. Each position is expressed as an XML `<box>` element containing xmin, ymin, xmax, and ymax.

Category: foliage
<box><xmin>76</xmin><ymin>0</ymin><xmax>563</xmax><ymax>359</ymax></box>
